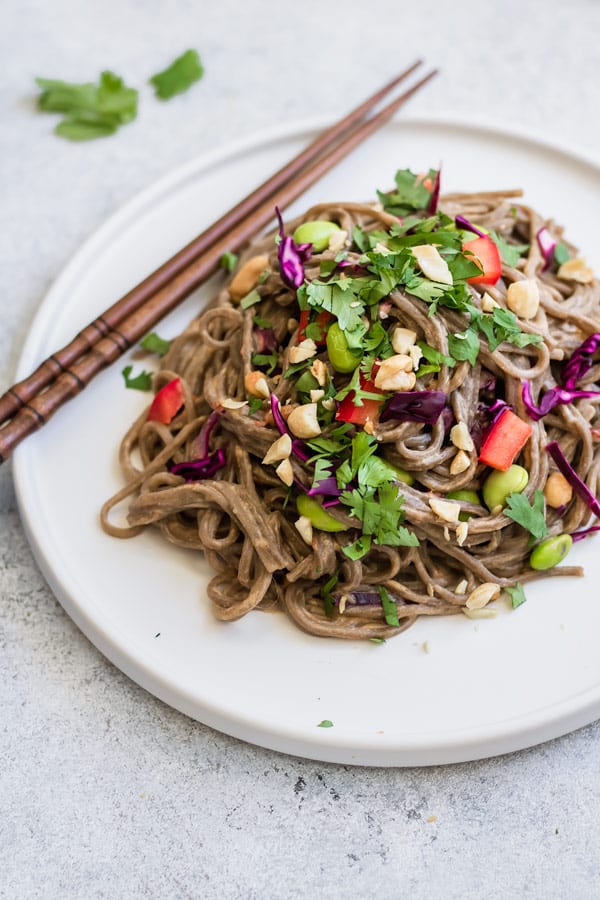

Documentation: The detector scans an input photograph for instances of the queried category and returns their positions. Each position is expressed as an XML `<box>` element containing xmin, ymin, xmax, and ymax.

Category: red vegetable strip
<box><xmin>479</xmin><ymin>409</ymin><xmax>532</xmax><ymax>471</ymax></box>
<box><xmin>147</xmin><ymin>377</ymin><xmax>184</xmax><ymax>424</ymax></box>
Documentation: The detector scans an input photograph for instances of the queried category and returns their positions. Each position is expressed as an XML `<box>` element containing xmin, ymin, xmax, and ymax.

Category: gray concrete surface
<box><xmin>1</xmin><ymin>1</ymin><xmax>600</xmax><ymax>897</ymax></box>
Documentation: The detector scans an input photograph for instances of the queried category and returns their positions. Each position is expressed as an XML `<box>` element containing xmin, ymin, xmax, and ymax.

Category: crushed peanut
<box><xmin>262</xmin><ymin>433</ymin><xmax>292</xmax><ymax>465</ymax></box>
<box><xmin>544</xmin><ymin>471</ymin><xmax>573</xmax><ymax>508</ymax></box>
<box><xmin>287</xmin><ymin>402</ymin><xmax>321</xmax><ymax>438</ymax></box>
<box><xmin>428</xmin><ymin>497</ymin><xmax>461</xmax><ymax>524</ymax></box>
<box><xmin>294</xmin><ymin>516</ymin><xmax>313</xmax><ymax>545</ymax></box>
<box><xmin>374</xmin><ymin>354</ymin><xmax>416</xmax><ymax>391</ymax></box>
<box><xmin>450</xmin><ymin>421</ymin><xmax>475</xmax><ymax>452</ymax></box>
<box><xmin>229</xmin><ymin>254</ymin><xmax>270</xmax><ymax>301</ymax></box>
<box><xmin>328</xmin><ymin>228</ymin><xmax>348</xmax><ymax>254</ymax></box>
<box><xmin>412</xmin><ymin>244</ymin><xmax>453</xmax><ymax>285</ymax></box>
<box><xmin>456</xmin><ymin>521</ymin><xmax>469</xmax><ymax>546</ymax></box>
<box><xmin>465</xmin><ymin>582</ymin><xmax>501</xmax><ymax>610</ymax></box>
<box><xmin>506</xmin><ymin>278</ymin><xmax>540</xmax><ymax>319</ymax></box>
<box><xmin>309</xmin><ymin>389</ymin><xmax>325</xmax><ymax>402</ymax></box>
<box><xmin>221</xmin><ymin>398</ymin><xmax>248</xmax><ymax>410</ymax></box>
<box><xmin>557</xmin><ymin>257</ymin><xmax>594</xmax><ymax>284</ymax></box>
<box><xmin>455</xmin><ymin>579</ymin><xmax>468</xmax><ymax>595</ymax></box>
<box><xmin>391</xmin><ymin>327</ymin><xmax>417</xmax><ymax>355</ymax></box>
<box><xmin>481</xmin><ymin>292</ymin><xmax>499</xmax><ymax>313</ymax></box>
<box><xmin>275</xmin><ymin>458</ymin><xmax>294</xmax><ymax>486</ymax></box>
<box><xmin>289</xmin><ymin>338</ymin><xmax>317</xmax><ymax>364</ymax></box>
<box><xmin>244</xmin><ymin>371</ymin><xmax>270</xmax><ymax>399</ymax></box>
<box><xmin>310</xmin><ymin>359</ymin><xmax>328</xmax><ymax>386</ymax></box>
<box><xmin>450</xmin><ymin>450</ymin><xmax>471</xmax><ymax>475</ymax></box>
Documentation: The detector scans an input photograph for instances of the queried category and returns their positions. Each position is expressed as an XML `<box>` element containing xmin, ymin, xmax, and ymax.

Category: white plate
<box><xmin>13</xmin><ymin>115</ymin><xmax>600</xmax><ymax>766</ymax></box>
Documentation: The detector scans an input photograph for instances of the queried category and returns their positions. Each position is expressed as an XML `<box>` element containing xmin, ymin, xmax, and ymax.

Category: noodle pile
<box><xmin>101</xmin><ymin>176</ymin><xmax>600</xmax><ymax>640</ymax></box>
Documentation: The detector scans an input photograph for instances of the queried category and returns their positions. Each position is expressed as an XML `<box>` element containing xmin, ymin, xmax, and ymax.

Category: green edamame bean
<box><xmin>446</xmin><ymin>489</ymin><xmax>481</xmax><ymax>521</ymax></box>
<box><xmin>392</xmin><ymin>465</ymin><xmax>414</xmax><ymax>486</ymax></box>
<box><xmin>297</xmin><ymin>495</ymin><xmax>348</xmax><ymax>533</ymax></box>
<box><xmin>293</xmin><ymin>220</ymin><xmax>341</xmax><ymax>253</ymax></box>
<box><xmin>529</xmin><ymin>533</ymin><xmax>572</xmax><ymax>570</ymax></box>
<box><xmin>483</xmin><ymin>465</ymin><xmax>529</xmax><ymax>511</ymax></box>
<box><xmin>326</xmin><ymin>322</ymin><xmax>361</xmax><ymax>374</ymax></box>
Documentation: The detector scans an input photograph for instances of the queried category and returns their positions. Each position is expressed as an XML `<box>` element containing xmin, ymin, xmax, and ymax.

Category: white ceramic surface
<box><xmin>13</xmin><ymin>116</ymin><xmax>600</xmax><ymax>766</ymax></box>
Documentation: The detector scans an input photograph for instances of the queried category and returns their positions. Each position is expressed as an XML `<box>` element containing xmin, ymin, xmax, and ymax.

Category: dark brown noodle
<box><xmin>101</xmin><ymin>190</ymin><xmax>600</xmax><ymax>640</ymax></box>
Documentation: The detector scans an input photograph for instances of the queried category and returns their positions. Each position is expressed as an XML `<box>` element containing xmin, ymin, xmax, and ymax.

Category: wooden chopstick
<box><xmin>0</xmin><ymin>65</ymin><xmax>437</xmax><ymax>462</ymax></box>
<box><xmin>0</xmin><ymin>60</ymin><xmax>423</xmax><ymax>429</ymax></box>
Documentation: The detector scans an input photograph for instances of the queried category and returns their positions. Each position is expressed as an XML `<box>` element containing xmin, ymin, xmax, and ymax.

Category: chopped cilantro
<box><xmin>248</xmin><ymin>397</ymin><xmax>263</xmax><ymax>414</ymax></box>
<box><xmin>448</xmin><ymin>326</ymin><xmax>480</xmax><ymax>366</ymax></box>
<box><xmin>320</xmin><ymin>574</ymin><xmax>338</xmax><ymax>617</ymax></box>
<box><xmin>220</xmin><ymin>251</ymin><xmax>238</xmax><ymax>273</ymax></box>
<box><xmin>490</xmin><ymin>231</ymin><xmax>529</xmax><ymax>267</ymax></box>
<box><xmin>317</xmin><ymin>720</ymin><xmax>334</xmax><ymax>728</ymax></box>
<box><xmin>149</xmin><ymin>49</ymin><xmax>204</xmax><ymax>100</ymax></box>
<box><xmin>140</xmin><ymin>331</ymin><xmax>171</xmax><ymax>357</ymax></box>
<box><xmin>251</xmin><ymin>350</ymin><xmax>278</xmax><ymax>375</ymax></box>
<box><xmin>505</xmin><ymin>490</ymin><xmax>548</xmax><ymax>540</ymax></box>
<box><xmin>258</xmin><ymin>269</ymin><xmax>270</xmax><ymax>284</ymax></box>
<box><xmin>506</xmin><ymin>583</ymin><xmax>527</xmax><ymax>609</ymax></box>
<box><xmin>252</xmin><ymin>314</ymin><xmax>272</xmax><ymax>328</ymax></box>
<box><xmin>121</xmin><ymin>365</ymin><xmax>153</xmax><ymax>391</ymax></box>
<box><xmin>370</xmin><ymin>637</ymin><xmax>386</xmax><ymax>644</ymax></box>
<box><xmin>378</xmin><ymin>167</ymin><xmax>437</xmax><ymax>216</ymax></box>
<box><xmin>36</xmin><ymin>71</ymin><xmax>138</xmax><ymax>141</ymax></box>
<box><xmin>377</xmin><ymin>585</ymin><xmax>400</xmax><ymax>628</ymax></box>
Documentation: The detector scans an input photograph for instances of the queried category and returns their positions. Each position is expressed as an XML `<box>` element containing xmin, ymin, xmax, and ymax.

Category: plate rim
<box><xmin>13</xmin><ymin>113</ymin><xmax>600</xmax><ymax>766</ymax></box>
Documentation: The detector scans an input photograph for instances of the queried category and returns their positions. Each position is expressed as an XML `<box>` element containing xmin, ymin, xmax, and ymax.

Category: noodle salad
<box><xmin>102</xmin><ymin>167</ymin><xmax>600</xmax><ymax>640</ymax></box>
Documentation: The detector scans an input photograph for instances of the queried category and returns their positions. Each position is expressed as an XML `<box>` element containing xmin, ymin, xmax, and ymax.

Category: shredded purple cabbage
<box><xmin>470</xmin><ymin>399</ymin><xmax>512</xmax><ymax>451</ymax></box>
<box><xmin>536</xmin><ymin>226</ymin><xmax>557</xmax><ymax>271</ymax></box>
<box><xmin>455</xmin><ymin>215</ymin><xmax>486</xmax><ymax>238</ymax></box>
<box><xmin>426</xmin><ymin>168</ymin><xmax>441</xmax><ymax>214</ymax></box>
<box><xmin>269</xmin><ymin>394</ymin><xmax>310</xmax><ymax>463</ymax></box>
<box><xmin>191</xmin><ymin>408</ymin><xmax>224</xmax><ymax>458</ymax></box>
<box><xmin>522</xmin><ymin>381</ymin><xmax>600</xmax><ymax>421</ymax></box>
<box><xmin>546</xmin><ymin>441</ymin><xmax>600</xmax><ymax>518</ymax></box>
<box><xmin>571</xmin><ymin>524</ymin><xmax>600</xmax><ymax>543</ymax></box>
<box><xmin>334</xmin><ymin>591</ymin><xmax>382</xmax><ymax>608</ymax></box>
<box><xmin>307</xmin><ymin>476</ymin><xmax>341</xmax><ymax>498</ymax></box>
<box><xmin>322</xmin><ymin>498</ymin><xmax>341</xmax><ymax>509</ymax></box>
<box><xmin>380</xmin><ymin>390</ymin><xmax>447</xmax><ymax>425</ymax></box>
<box><xmin>254</xmin><ymin>327</ymin><xmax>276</xmax><ymax>353</ymax></box>
<box><xmin>170</xmin><ymin>447</ymin><xmax>227</xmax><ymax>482</ymax></box>
<box><xmin>561</xmin><ymin>333</ymin><xmax>600</xmax><ymax>389</ymax></box>
<box><xmin>522</xmin><ymin>334</ymin><xmax>600</xmax><ymax>419</ymax></box>
<box><xmin>275</xmin><ymin>207</ymin><xmax>311</xmax><ymax>291</ymax></box>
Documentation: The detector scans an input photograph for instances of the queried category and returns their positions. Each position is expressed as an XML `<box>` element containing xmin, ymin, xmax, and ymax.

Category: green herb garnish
<box><xmin>220</xmin><ymin>251</ymin><xmax>238</xmax><ymax>273</ymax></box>
<box><xmin>317</xmin><ymin>720</ymin><xmax>334</xmax><ymax>728</ymax></box>
<box><xmin>320</xmin><ymin>574</ymin><xmax>338</xmax><ymax>618</ymax></box>
<box><xmin>554</xmin><ymin>242</ymin><xmax>570</xmax><ymax>266</ymax></box>
<box><xmin>505</xmin><ymin>490</ymin><xmax>548</xmax><ymax>540</ymax></box>
<box><xmin>490</xmin><ymin>231</ymin><xmax>529</xmax><ymax>267</ymax></box>
<box><xmin>240</xmin><ymin>289</ymin><xmax>262</xmax><ymax>309</ymax></box>
<box><xmin>149</xmin><ymin>49</ymin><xmax>204</xmax><ymax>100</ymax></box>
<box><xmin>506</xmin><ymin>583</ymin><xmax>527</xmax><ymax>609</ymax></box>
<box><xmin>140</xmin><ymin>331</ymin><xmax>171</xmax><ymax>357</ymax></box>
<box><xmin>36</xmin><ymin>71</ymin><xmax>138</xmax><ymax>141</ymax></box>
<box><xmin>377</xmin><ymin>585</ymin><xmax>400</xmax><ymax>627</ymax></box>
<box><xmin>121</xmin><ymin>365</ymin><xmax>153</xmax><ymax>391</ymax></box>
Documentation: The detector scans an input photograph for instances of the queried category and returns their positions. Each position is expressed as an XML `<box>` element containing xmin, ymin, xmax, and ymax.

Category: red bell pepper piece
<box><xmin>479</xmin><ymin>409</ymin><xmax>532</xmax><ymax>471</ymax></box>
<box><xmin>297</xmin><ymin>309</ymin><xmax>333</xmax><ymax>344</ymax></box>
<box><xmin>336</xmin><ymin>373</ymin><xmax>385</xmax><ymax>426</ymax></box>
<box><xmin>147</xmin><ymin>377</ymin><xmax>184</xmax><ymax>424</ymax></box>
<box><xmin>463</xmin><ymin>236</ymin><xmax>502</xmax><ymax>286</ymax></box>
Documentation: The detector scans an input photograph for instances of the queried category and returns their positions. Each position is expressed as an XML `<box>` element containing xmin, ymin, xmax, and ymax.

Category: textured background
<box><xmin>2</xmin><ymin>1</ymin><xmax>600</xmax><ymax>897</ymax></box>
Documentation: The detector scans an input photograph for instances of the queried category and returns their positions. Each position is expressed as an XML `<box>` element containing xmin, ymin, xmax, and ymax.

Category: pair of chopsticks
<box><xmin>0</xmin><ymin>60</ymin><xmax>437</xmax><ymax>463</ymax></box>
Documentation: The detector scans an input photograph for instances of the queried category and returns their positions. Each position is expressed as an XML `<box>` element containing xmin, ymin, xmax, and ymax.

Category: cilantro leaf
<box><xmin>251</xmin><ymin>350</ymin><xmax>278</xmax><ymax>375</ymax></box>
<box><xmin>378</xmin><ymin>168</ymin><xmax>437</xmax><ymax>216</ymax></box>
<box><xmin>506</xmin><ymin>583</ymin><xmax>527</xmax><ymax>609</ymax></box>
<box><xmin>317</xmin><ymin>720</ymin><xmax>334</xmax><ymax>728</ymax></box>
<box><xmin>149</xmin><ymin>49</ymin><xmax>204</xmax><ymax>100</ymax></box>
<box><xmin>448</xmin><ymin>327</ymin><xmax>480</xmax><ymax>366</ymax></box>
<box><xmin>140</xmin><ymin>331</ymin><xmax>171</xmax><ymax>357</ymax></box>
<box><xmin>504</xmin><ymin>490</ymin><xmax>548</xmax><ymax>540</ymax></box>
<box><xmin>417</xmin><ymin>341</ymin><xmax>456</xmax><ymax>375</ymax></box>
<box><xmin>490</xmin><ymin>231</ymin><xmax>529</xmax><ymax>267</ymax></box>
<box><xmin>248</xmin><ymin>397</ymin><xmax>263</xmax><ymax>414</ymax></box>
<box><xmin>378</xmin><ymin>586</ymin><xmax>400</xmax><ymax>627</ymax></box>
<box><xmin>320</xmin><ymin>574</ymin><xmax>338</xmax><ymax>617</ymax></box>
<box><xmin>121</xmin><ymin>365</ymin><xmax>153</xmax><ymax>391</ymax></box>
<box><xmin>36</xmin><ymin>71</ymin><xmax>138</xmax><ymax>141</ymax></box>
<box><xmin>220</xmin><ymin>251</ymin><xmax>238</xmax><ymax>273</ymax></box>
